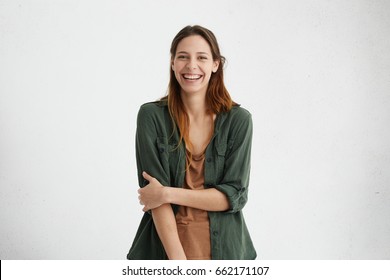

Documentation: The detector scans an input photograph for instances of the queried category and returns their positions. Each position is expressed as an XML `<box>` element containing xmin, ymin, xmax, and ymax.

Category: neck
<box><xmin>180</xmin><ymin>90</ymin><xmax>209</xmax><ymax>119</ymax></box>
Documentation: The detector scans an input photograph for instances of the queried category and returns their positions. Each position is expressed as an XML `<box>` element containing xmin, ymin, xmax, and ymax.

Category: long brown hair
<box><xmin>161</xmin><ymin>25</ymin><xmax>236</xmax><ymax>153</ymax></box>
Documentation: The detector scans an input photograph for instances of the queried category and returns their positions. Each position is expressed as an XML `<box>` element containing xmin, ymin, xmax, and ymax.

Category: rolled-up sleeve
<box><xmin>213</xmin><ymin>113</ymin><xmax>253</xmax><ymax>213</ymax></box>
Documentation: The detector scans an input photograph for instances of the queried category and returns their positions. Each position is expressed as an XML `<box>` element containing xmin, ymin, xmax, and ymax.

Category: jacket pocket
<box><xmin>156</xmin><ymin>137</ymin><xmax>170</xmax><ymax>183</ymax></box>
<box><xmin>156</xmin><ymin>137</ymin><xmax>169</xmax><ymax>162</ymax></box>
<box><xmin>215</xmin><ymin>139</ymin><xmax>234</xmax><ymax>181</ymax></box>
<box><xmin>157</xmin><ymin>136</ymin><xmax>184</xmax><ymax>185</ymax></box>
<box><xmin>215</xmin><ymin>143</ymin><xmax>227</xmax><ymax>181</ymax></box>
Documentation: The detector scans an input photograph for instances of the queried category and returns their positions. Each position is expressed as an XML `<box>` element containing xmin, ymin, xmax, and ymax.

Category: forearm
<box><xmin>151</xmin><ymin>204</ymin><xmax>187</xmax><ymax>260</ymax></box>
<box><xmin>165</xmin><ymin>187</ymin><xmax>229</xmax><ymax>212</ymax></box>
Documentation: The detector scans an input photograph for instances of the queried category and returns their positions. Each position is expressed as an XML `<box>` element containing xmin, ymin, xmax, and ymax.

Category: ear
<box><xmin>212</xmin><ymin>60</ymin><xmax>220</xmax><ymax>73</ymax></box>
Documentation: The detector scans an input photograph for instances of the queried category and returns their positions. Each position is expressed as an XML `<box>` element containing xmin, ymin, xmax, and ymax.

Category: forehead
<box><xmin>176</xmin><ymin>35</ymin><xmax>212</xmax><ymax>54</ymax></box>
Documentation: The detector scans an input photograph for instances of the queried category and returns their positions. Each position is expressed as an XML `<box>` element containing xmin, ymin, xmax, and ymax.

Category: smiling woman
<box><xmin>126</xmin><ymin>25</ymin><xmax>256</xmax><ymax>260</ymax></box>
<box><xmin>172</xmin><ymin>36</ymin><xmax>219</xmax><ymax>100</ymax></box>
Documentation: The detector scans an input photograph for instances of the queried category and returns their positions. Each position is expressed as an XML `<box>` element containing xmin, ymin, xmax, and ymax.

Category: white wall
<box><xmin>0</xmin><ymin>0</ymin><xmax>389</xmax><ymax>259</ymax></box>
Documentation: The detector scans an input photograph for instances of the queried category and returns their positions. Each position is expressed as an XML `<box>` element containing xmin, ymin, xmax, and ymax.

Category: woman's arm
<box><xmin>135</xmin><ymin>104</ymin><xmax>186</xmax><ymax>259</ymax></box>
<box><xmin>151</xmin><ymin>205</ymin><xmax>187</xmax><ymax>260</ymax></box>
<box><xmin>139</xmin><ymin>172</ymin><xmax>229</xmax><ymax>212</ymax></box>
<box><xmin>139</xmin><ymin>110</ymin><xmax>253</xmax><ymax>214</ymax></box>
<box><xmin>139</xmin><ymin>175</ymin><xmax>187</xmax><ymax>259</ymax></box>
<box><xmin>166</xmin><ymin>187</ymin><xmax>230</xmax><ymax>211</ymax></box>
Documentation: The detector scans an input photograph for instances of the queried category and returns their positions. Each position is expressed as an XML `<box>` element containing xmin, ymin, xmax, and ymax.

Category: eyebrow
<box><xmin>177</xmin><ymin>51</ymin><xmax>210</xmax><ymax>56</ymax></box>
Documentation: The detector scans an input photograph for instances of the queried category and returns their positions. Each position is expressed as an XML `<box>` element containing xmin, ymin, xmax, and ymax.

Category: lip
<box><xmin>181</xmin><ymin>73</ymin><xmax>203</xmax><ymax>81</ymax></box>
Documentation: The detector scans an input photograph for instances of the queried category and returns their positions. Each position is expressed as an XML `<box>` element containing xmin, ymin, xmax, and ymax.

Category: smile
<box><xmin>182</xmin><ymin>74</ymin><xmax>203</xmax><ymax>80</ymax></box>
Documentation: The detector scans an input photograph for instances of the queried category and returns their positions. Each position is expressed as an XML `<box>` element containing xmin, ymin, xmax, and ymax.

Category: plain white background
<box><xmin>1</xmin><ymin>0</ymin><xmax>389</xmax><ymax>259</ymax></box>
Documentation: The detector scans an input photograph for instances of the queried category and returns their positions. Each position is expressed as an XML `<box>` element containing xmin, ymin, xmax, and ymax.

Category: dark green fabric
<box><xmin>127</xmin><ymin>101</ymin><xmax>257</xmax><ymax>260</ymax></box>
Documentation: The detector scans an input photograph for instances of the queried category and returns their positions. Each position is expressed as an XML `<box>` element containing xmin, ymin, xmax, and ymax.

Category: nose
<box><xmin>186</xmin><ymin>58</ymin><xmax>197</xmax><ymax>70</ymax></box>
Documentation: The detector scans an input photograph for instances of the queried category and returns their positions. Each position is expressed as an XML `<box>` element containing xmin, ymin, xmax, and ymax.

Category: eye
<box><xmin>177</xmin><ymin>55</ymin><xmax>189</xmax><ymax>60</ymax></box>
<box><xmin>199</xmin><ymin>56</ymin><xmax>208</xmax><ymax>60</ymax></box>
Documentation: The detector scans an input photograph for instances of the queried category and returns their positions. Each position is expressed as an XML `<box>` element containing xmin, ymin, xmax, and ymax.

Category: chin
<box><xmin>180</xmin><ymin>85</ymin><xmax>207</xmax><ymax>95</ymax></box>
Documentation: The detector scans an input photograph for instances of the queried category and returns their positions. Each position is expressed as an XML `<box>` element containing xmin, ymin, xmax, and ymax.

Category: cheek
<box><xmin>171</xmin><ymin>64</ymin><xmax>180</xmax><ymax>78</ymax></box>
<box><xmin>172</xmin><ymin>62</ymin><xmax>185</xmax><ymax>74</ymax></box>
<box><xmin>204</xmin><ymin>67</ymin><xmax>214</xmax><ymax>78</ymax></box>
<box><xmin>173</xmin><ymin>69</ymin><xmax>185</xmax><ymax>84</ymax></box>
<box><xmin>174</xmin><ymin>71</ymin><xmax>181</xmax><ymax>82</ymax></box>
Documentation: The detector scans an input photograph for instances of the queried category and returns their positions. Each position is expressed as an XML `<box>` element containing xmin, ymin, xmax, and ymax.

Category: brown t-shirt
<box><xmin>175</xmin><ymin>150</ymin><xmax>211</xmax><ymax>260</ymax></box>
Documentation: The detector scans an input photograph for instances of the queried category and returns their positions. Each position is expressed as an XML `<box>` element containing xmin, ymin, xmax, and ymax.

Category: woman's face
<box><xmin>172</xmin><ymin>35</ymin><xmax>219</xmax><ymax>97</ymax></box>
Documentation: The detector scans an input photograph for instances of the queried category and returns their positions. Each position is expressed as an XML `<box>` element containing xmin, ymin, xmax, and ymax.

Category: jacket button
<box><xmin>213</xmin><ymin>231</ymin><xmax>218</xmax><ymax>236</ymax></box>
<box><xmin>207</xmin><ymin>158</ymin><xmax>212</xmax><ymax>163</ymax></box>
<box><xmin>159</xmin><ymin>148</ymin><xmax>165</xmax><ymax>153</ymax></box>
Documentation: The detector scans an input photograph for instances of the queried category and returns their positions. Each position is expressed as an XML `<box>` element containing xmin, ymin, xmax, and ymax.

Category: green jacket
<box><xmin>127</xmin><ymin>101</ymin><xmax>257</xmax><ymax>260</ymax></box>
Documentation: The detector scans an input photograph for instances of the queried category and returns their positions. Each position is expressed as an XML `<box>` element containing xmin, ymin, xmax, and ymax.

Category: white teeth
<box><xmin>183</xmin><ymin>74</ymin><xmax>202</xmax><ymax>80</ymax></box>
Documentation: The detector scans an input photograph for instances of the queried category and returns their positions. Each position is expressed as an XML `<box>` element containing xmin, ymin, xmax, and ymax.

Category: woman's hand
<box><xmin>138</xmin><ymin>171</ymin><xmax>167</xmax><ymax>212</ymax></box>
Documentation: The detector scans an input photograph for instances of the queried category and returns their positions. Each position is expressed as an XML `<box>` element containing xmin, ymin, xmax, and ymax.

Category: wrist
<box><xmin>162</xmin><ymin>186</ymin><xmax>173</xmax><ymax>204</ymax></box>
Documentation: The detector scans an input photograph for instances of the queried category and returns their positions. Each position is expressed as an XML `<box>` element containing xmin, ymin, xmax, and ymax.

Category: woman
<box><xmin>127</xmin><ymin>25</ymin><xmax>256</xmax><ymax>260</ymax></box>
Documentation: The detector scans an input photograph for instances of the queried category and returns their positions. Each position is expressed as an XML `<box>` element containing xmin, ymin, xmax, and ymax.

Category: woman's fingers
<box><xmin>138</xmin><ymin>195</ymin><xmax>143</xmax><ymax>205</ymax></box>
<box><xmin>142</xmin><ymin>171</ymin><xmax>153</xmax><ymax>181</ymax></box>
<box><xmin>138</xmin><ymin>171</ymin><xmax>162</xmax><ymax>212</ymax></box>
